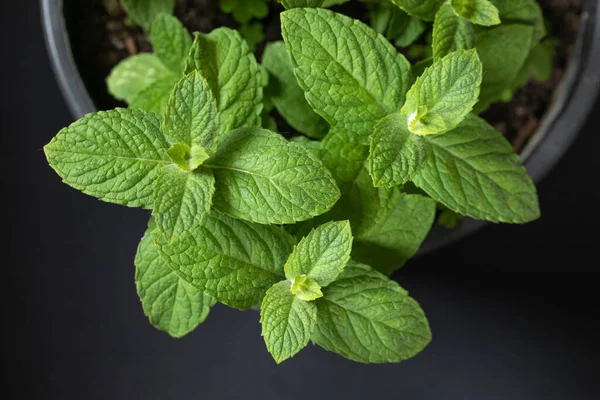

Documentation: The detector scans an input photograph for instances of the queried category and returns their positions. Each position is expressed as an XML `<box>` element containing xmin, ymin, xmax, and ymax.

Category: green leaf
<box><xmin>44</xmin><ymin>108</ymin><xmax>169</xmax><ymax>209</ymax></box>
<box><xmin>154</xmin><ymin>212</ymin><xmax>294</xmax><ymax>309</ymax></box>
<box><xmin>207</xmin><ymin>127</ymin><xmax>340</xmax><ymax>224</ymax></box>
<box><xmin>450</xmin><ymin>0</ymin><xmax>500</xmax><ymax>26</ymax></box>
<box><xmin>150</xmin><ymin>13</ymin><xmax>193</xmax><ymax>73</ymax></box>
<box><xmin>239</xmin><ymin>22</ymin><xmax>265</xmax><ymax>52</ymax></box>
<box><xmin>438</xmin><ymin>206</ymin><xmax>463</xmax><ymax>228</ymax></box>
<box><xmin>260</xmin><ymin>281</ymin><xmax>317</xmax><ymax>363</ymax></box>
<box><xmin>432</xmin><ymin>3</ymin><xmax>474</xmax><ymax>60</ymax></box>
<box><xmin>135</xmin><ymin>222</ymin><xmax>215</xmax><ymax>338</ymax></box>
<box><xmin>290</xmin><ymin>275</ymin><xmax>324</xmax><ymax>301</ymax></box>
<box><xmin>121</xmin><ymin>0</ymin><xmax>175</xmax><ymax>31</ymax></box>
<box><xmin>167</xmin><ymin>143</ymin><xmax>210</xmax><ymax>172</ymax></box>
<box><xmin>401</xmin><ymin>49</ymin><xmax>482</xmax><ymax>136</ymax></box>
<box><xmin>128</xmin><ymin>75</ymin><xmax>179</xmax><ymax>115</ymax></box>
<box><xmin>388</xmin><ymin>0</ymin><xmax>443</xmax><ymax>21</ymax></box>
<box><xmin>351</xmin><ymin>193</ymin><xmax>436</xmax><ymax>275</ymax></box>
<box><xmin>163</xmin><ymin>71</ymin><xmax>219</xmax><ymax>155</ymax></box>
<box><xmin>369</xmin><ymin>113</ymin><xmax>427</xmax><ymax>188</ymax></box>
<box><xmin>281</xmin><ymin>8</ymin><xmax>412</xmax><ymax>140</ymax></box>
<box><xmin>279</xmin><ymin>0</ymin><xmax>324</xmax><ymax>8</ymax></box>
<box><xmin>474</xmin><ymin>24</ymin><xmax>535</xmax><ymax>112</ymax></box>
<box><xmin>413</xmin><ymin>114</ymin><xmax>540</xmax><ymax>223</ymax></box>
<box><xmin>490</xmin><ymin>0</ymin><xmax>545</xmax><ymax>40</ymax></box>
<box><xmin>284</xmin><ymin>220</ymin><xmax>352</xmax><ymax>286</ymax></box>
<box><xmin>312</xmin><ymin>261</ymin><xmax>432</xmax><ymax>363</ymax></box>
<box><xmin>320</xmin><ymin>127</ymin><xmax>369</xmax><ymax>193</ymax></box>
<box><xmin>185</xmin><ymin>28</ymin><xmax>263</xmax><ymax>135</ymax></box>
<box><xmin>219</xmin><ymin>0</ymin><xmax>269</xmax><ymax>24</ymax></box>
<box><xmin>152</xmin><ymin>165</ymin><xmax>215</xmax><ymax>242</ymax></box>
<box><xmin>322</xmin><ymin>0</ymin><xmax>349</xmax><ymax>7</ymax></box>
<box><xmin>262</xmin><ymin>41</ymin><xmax>328</xmax><ymax>139</ymax></box>
<box><xmin>393</xmin><ymin>15</ymin><xmax>426</xmax><ymax>48</ymax></box>
<box><xmin>106</xmin><ymin>54</ymin><xmax>175</xmax><ymax>104</ymax></box>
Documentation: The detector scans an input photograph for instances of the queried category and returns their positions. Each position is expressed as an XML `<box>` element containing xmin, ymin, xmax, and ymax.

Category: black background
<box><xmin>3</xmin><ymin>2</ymin><xmax>599</xmax><ymax>399</ymax></box>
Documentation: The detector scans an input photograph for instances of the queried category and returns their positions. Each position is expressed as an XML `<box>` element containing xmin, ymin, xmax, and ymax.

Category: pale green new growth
<box><xmin>432</xmin><ymin>3</ymin><xmax>474</xmax><ymax>59</ymax></box>
<box><xmin>163</xmin><ymin>71</ymin><xmax>219</xmax><ymax>155</ymax></box>
<box><xmin>279</xmin><ymin>0</ymin><xmax>324</xmax><ymax>8</ymax></box>
<box><xmin>135</xmin><ymin>222</ymin><xmax>215</xmax><ymax>338</ymax></box>
<box><xmin>44</xmin><ymin>108</ymin><xmax>170</xmax><ymax>209</ymax></box>
<box><xmin>167</xmin><ymin>144</ymin><xmax>210</xmax><ymax>172</ymax></box>
<box><xmin>284</xmin><ymin>220</ymin><xmax>353</xmax><ymax>287</ymax></box>
<box><xmin>121</xmin><ymin>0</ymin><xmax>175</xmax><ymax>31</ymax></box>
<box><xmin>451</xmin><ymin>0</ymin><xmax>501</xmax><ymax>26</ymax></box>
<box><xmin>281</xmin><ymin>8</ymin><xmax>412</xmax><ymax>140</ymax></box>
<box><xmin>312</xmin><ymin>261</ymin><xmax>432</xmax><ymax>363</ymax></box>
<box><xmin>155</xmin><ymin>212</ymin><xmax>294</xmax><ymax>310</ymax></box>
<box><xmin>369</xmin><ymin>113</ymin><xmax>427</xmax><ymax>187</ymax></box>
<box><xmin>185</xmin><ymin>28</ymin><xmax>263</xmax><ymax>135</ymax></box>
<box><xmin>402</xmin><ymin>49</ymin><xmax>482</xmax><ymax>136</ymax></box>
<box><xmin>261</xmin><ymin>281</ymin><xmax>317</xmax><ymax>363</ymax></box>
<box><xmin>152</xmin><ymin>165</ymin><xmax>215</xmax><ymax>242</ymax></box>
<box><xmin>150</xmin><ymin>13</ymin><xmax>193</xmax><ymax>73</ymax></box>
<box><xmin>208</xmin><ymin>128</ymin><xmax>340</xmax><ymax>224</ymax></box>
<box><xmin>290</xmin><ymin>275</ymin><xmax>324</xmax><ymax>301</ymax></box>
<box><xmin>262</xmin><ymin>42</ymin><xmax>328</xmax><ymax>139</ymax></box>
<box><xmin>413</xmin><ymin>114</ymin><xmax>540</xmax><ymax>223</ymax></box>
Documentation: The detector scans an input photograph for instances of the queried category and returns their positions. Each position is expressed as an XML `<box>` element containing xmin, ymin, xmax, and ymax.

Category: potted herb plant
<box><xmin>41</xmin><ymin>0</ymin><xmax>600</xmax><ymax>363</ymax></box>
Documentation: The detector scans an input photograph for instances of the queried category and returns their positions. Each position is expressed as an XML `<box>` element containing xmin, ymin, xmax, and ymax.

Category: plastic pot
<box><xmin>41</xmin><ymin>0</ymin><xmax>600</xmax><ymax>256</ymax></box>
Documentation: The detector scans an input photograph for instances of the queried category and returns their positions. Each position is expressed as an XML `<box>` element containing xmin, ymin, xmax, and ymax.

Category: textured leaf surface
<box><xmin>388</xmin><ymin>0</ymin><xmax>443</xmax><ymax>21</ymax></box>
<box><xmin>413</xmin><ymin>114</ymin><xmax>540</xmax><ymax>223</ymax></box>
<box><xmin>284</xmin><ymin>221</ymin><xmax>352</xmax><ymax>286</ymax></box>
<box><xmin>155</xmin><ymin>212</ymin><xmax>294</xmax><ymax>309</ymax></box>
<box><xmin>185</xmin><ymin>28</ymin><xmax>262</xmax><ymax>135</ymax></box>
<box><xmin>432</xmin><ymin>3</ymin><xmax>474</xmax><ymax>59</ymax></box>
<box><xmin>402</xmin><ymin>49</ymin><xmax>482</xmax><ymax>136</ymax></box>
<box><xmin>281</xmin><ymin>8</ymin><xmax>411</xmax><ymax>140</ymax></box>
<box><xmin>279</xmin><ymin>0</ymin><xmax>324</xmax><ymax>8</ymax></box>
<box><xmin>135</xmin><ymin>223</ymin><xmax>215</xmax><ymax>338</ymax></box>
<box><xmin>150</xmin><ymin>13</ymin><xmax>193</xmax><ymax>73</ymax></box>
<box><xmin>312</xmin><ymin>261</ymin><xmax>432</xmax><ymax>363</ymax></box>
<box><xmin>369</xmin><ymin>113</ymin><xmax>427</xmax><ymax>187</ymax></box>
<box><xmin>261</xmin><ymin>281</ymin><xmax>317</xmax><ymax>363</ymax></box>
<box><xmin>129</xmin><ymin>75</ymin><xmax>179</xmax><ymax>115</ymax></box>
<box><xmin>320</xmin><ymin>128</ymin><xmax>369</xmax><ymax>193</ymax></box>
<box><xmin>163</xmin><ymin>71</ymin><xmax>219</xmax><ymax>154</ymax></box>
<box><xmin>474</xmin><ymin>24</ymin><xmax>534</xmax><ymax>113</ymax></box>
<box><xmin>451</xmin><ymin>0</ymin><xmax>500</xmax><ymax>26</ymax></box>
<box><xmin>106</xmin><ymin>54</ymin><xmax>175</xmax><ymax>104</ymax></box>
<box><xmin>352</xmin><ymin>193</ymin><xmax>436</xmax><ymax>275</ymax></box>
<box><xmin>44</xmin><ymin>109</ymin><xmax>169</xmax><ymax>208</ymax></box>
<box><xmin>121</xmin><ymin>0</ymin><xmax>175</xmax><ymax>30</ymax></box>
<box><xmin>262</xmin><ymin>41</ymin><xmax>328</xmax><ymax>139</ymax></box>
<box><xmin>153</xmin><ymin>165</ymin><xmax>215</xmax><ymax>242</ymax></box>
<box><xmin>208</xmin><ymin>128</ymin><xmax>340</xmax><ymax>224</ymax></box>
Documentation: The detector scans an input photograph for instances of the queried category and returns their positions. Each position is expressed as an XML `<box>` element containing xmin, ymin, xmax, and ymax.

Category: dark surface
<box><xmin>3</xmin><ymin>2</ymin><xmax>600</xmax><ymax>400</ymax></box>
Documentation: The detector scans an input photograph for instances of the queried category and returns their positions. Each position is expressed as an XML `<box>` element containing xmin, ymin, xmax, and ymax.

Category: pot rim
<box><xmin>41</xmin><ymin>0</ymin><xmax>600</xmax><ymax>256</ymax></box>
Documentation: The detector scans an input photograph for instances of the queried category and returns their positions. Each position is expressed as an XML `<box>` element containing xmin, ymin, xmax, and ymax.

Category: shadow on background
<box><xmin>2</xmin><ymin>1</ymin><xmax>599</xmax><ymax>399</ymax></box>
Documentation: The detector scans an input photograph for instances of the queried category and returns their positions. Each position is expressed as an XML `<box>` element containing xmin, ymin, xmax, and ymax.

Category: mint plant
<box><xmin>44</xmin><ymin>0</ymin><xmax>553</xmax><ymax>364</ymax></box>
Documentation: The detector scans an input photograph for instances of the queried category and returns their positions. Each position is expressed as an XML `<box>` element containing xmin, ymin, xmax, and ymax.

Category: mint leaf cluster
<box><xmin>44</xmin><ymin>0</ymin><xmax>551</xmax><ymax>365</ymax></box>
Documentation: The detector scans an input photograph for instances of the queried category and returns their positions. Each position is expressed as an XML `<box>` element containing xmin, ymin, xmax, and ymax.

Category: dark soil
<box><xmin>69</xmin><ymin>0</ymin><xmax>582</xmax><ymax>152</ymax></box>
